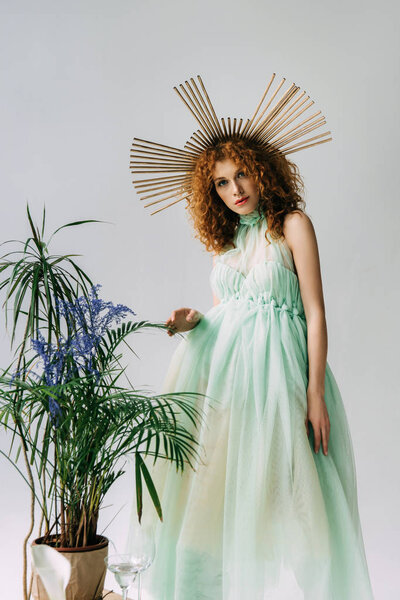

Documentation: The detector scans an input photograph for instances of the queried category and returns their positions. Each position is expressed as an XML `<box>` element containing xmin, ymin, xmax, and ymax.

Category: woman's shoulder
<box><xmin>282</xmin><ymin>210</ymin><xmax>315</xmax><ymax>255</ymax></box>
<box><xmin>282</xmin><ymin>209</ymin><xmax>311</xmax><ymax>228</ymax></box>
<box><xmin>282</xmin><ymin>210</ymin><xmax>313</xmax><ymax>241</ymax></box>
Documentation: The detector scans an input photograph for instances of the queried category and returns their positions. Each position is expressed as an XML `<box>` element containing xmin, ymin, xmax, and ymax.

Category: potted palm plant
<box><xmin>0</xmin><ymin>206</ymin><xmax>206</xmax><ymax>600</ymax></box>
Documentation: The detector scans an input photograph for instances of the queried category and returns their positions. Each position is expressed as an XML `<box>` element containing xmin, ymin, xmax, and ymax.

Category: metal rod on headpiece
<box><xmin>280</xmin><ymin>128</ymin><xmax>331</xmax><ymax>150</ymax></box>
<box><xmin>134</xmin><ymin>181</ymin><xmax>190</xmax><ymax>197</ymax></box>
<box><xmin>178</xmin><ymin>84</ymin><xmax>215</xmax><ymax>143</ymax></box>
<box><xmin>258</xmin><ymin>100</ymin><xmax>315</xmax><ymax>145</ymax></box>
<box><xmin>281</xmin><ymin>135</ymin><xmax>332</xmax><ymax>156</ymax></box>
<box><xmin>131</xmin><ymin>145</ymin><xmax>195</xmax><ymax>162</ymax></box>
<box><xmin>132</xmin><ymin>137</ymin><xmax>197</xmax><ymax>157</ymax></box>
<box><xmin>133</xmin><ymin>173</ymin><xmax>190</xmax><ymax>187</ymax></box>
<box><xmin>131</xmin><ymin>157</ymin><xmax>194</xmax><ymax>168</ymax></box>
<box><xmin>140</xmin><ymin>183</ymin><xmax>190</xmax><ymax>201</ymax></box>
<box><xmin>184</xmin><ymin>79</ymin><xmax>219</xmax><ymax>138</ymax></box>
<box><xmin>189</xmin><ymin>77</ymin><xmax>221</xmax><ymax>139</ymax></box>
<box><xmin>259</xmin><ymin>91</ymin><xmax>308</xmax><ymax>143</ymax></box>
<box><xmin>197</xmin><ymin>75</ymin><xmax>225</xmax><ymax>138</ymax></box>
<box><xmin>150</xmin><ymin>195</ymin><xmax>188</xmax><ymax>216</ymax></box>
<box><xmin>251</xmin><ymin>83</ymin><xmax>298</xmax><ymax>141</ymax></box>
<box><xmin>174</xmin><ymin>86</ymin><xmax>213</xmax><ymax>144</ymax></box>
<box><xmin>130</xmin><ymin>153</ymin><xmax>194</xmax><ymax>167</ymax></box>
<box><xmin>237</xmin><ymin>118</ymin><xmax>247</xmax><ymax>137</ymax></box>
<box><xmin>184</xmin><ymin>140</ymin><xmax>207</xmax><ymax>153</ymax></box>
<box><xmin>241</xmin><ymin>72</ymin><xmax>276</xmax><ymax>137</ymax></box>
<box><xmin>144</xmin><ymin>190</ymin><xmax>187</xmax><ymax>208</ymax></box>
<box><xmin>270</xmin><ymin>116</ymin><xmax>326</xmax><ymax>148</ymax></box>
<box><xmin>246</xmin><ymin>77</ymin><xmax>287</xmax><ymax>137</ymax></box>
<box><xmin>132</xmin><ymin>174</ymin><xmax>189</xmax><ymax>185</ymax></box>
<box><xmin>192</xmin><ymin>130</ymin><xmax>211</xmax><ymax>149</ymax></box>
<box><xmin>266</xmin><ymin>109</ymin><xmax>322</xmax><ymax>147</ymax></box>
<box><xmin>232</xmin><ymin>118</ymin><xmax>237</xmax><ymax>136</ymax></box>
<box><xmin>131</xmin><ymin>167</ymin><xmax>191</xmax><ymax>173</ymax></box>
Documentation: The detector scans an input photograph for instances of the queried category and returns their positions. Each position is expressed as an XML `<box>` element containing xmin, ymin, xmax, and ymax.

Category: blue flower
<box><xmin>29</xmin><ymin>285</ymin><xmax>136</xmax><ymax>426</ymax></box>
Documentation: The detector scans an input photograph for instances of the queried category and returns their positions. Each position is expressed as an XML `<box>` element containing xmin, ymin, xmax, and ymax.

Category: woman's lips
<box><xmin>235</xmin><ymin>196</ymin><xmax>249</xmax><ymax>206</ymax></box>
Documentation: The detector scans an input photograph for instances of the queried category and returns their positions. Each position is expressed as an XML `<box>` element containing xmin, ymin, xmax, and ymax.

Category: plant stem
<box><xmin>28</xmin><ymin>573</ymin><xmax>33</xmax><ymax>600</ymax></box>
<box><xmin>20</xmin><ymin>433</ymin><xmax>35</xmax><ymax>600</ymax></box>
<box><xmin>15</xmin><ymin>312</ymin><xmax>35</xmax><ymax>600</ymax></box>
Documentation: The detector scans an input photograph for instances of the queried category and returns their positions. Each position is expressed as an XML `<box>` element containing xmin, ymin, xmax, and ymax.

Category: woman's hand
<box><xmin>165</xmin><ymin>307</ymin><xmax>203</xmax><ymax>337</ymax></box>
<box><xmin>305</xmin><ymin>388</ymin><xmax>331</xmax><ymax>456</ymax></box>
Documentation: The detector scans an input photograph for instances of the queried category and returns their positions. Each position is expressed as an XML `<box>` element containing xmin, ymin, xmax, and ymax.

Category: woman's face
<box><xmin>212</xmin><ymin>158</ymin><xmax>260</xmax><ymax>215</ymax></box>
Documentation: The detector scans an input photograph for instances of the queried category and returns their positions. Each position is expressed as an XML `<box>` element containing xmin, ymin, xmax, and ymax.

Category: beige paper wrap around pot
<box><xmin>32</xmin><ymin>536</ymin><xmax>108</xmax><ymax>600</ymax></box>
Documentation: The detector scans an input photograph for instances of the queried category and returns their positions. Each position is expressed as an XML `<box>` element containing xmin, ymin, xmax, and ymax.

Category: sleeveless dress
<box><xmin>137</xmin><ymin>208</ymin><xmax>374</xmax><ymax>600</ymax></box>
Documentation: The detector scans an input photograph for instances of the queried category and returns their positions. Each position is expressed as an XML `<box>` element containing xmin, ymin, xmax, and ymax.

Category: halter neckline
<box><xmin>239</xmin><ymin>208</ymin><xmax>264</xmax><ymax>226</ymax></box>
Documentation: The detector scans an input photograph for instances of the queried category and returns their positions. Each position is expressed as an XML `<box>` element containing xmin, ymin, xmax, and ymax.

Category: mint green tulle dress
<box><xmin>139</xmin><ymin>209</ymin><xmax>374</xmax><ymax>600</ymax></box>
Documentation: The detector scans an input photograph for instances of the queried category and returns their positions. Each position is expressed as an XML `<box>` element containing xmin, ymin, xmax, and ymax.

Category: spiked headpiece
<box><xmin>130</xmin><ymin>73</ymin><xmax>332</xmax><ymax>215</ymax></box>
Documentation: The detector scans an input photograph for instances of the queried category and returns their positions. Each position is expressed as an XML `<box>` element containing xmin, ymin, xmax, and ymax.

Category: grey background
<box><xmin>0</xmin><ymin>1</ymin><xmax>398</xmax><ymax>598</ymax></box>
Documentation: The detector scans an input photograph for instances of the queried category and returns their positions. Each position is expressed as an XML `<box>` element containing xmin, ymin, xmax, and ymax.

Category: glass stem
<box><xmin>137</xmin><ymin>571</ymin><xmax>142</xmax><ymax>600</ymax></box>
<box><xmin>122</xmin><ymin>587</ymin><xmax>128</xmax><ymax>600</ymax></box>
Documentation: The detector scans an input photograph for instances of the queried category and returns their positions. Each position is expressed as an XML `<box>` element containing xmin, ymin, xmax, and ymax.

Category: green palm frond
<box><xmin>0</xmin><ymin>202</ymin><xmax>208</xmax><ymax>564</ymax></box>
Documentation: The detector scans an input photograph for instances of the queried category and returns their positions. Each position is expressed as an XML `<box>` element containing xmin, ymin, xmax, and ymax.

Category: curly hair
<box><xmin>185</xmin><ymin>137</ymin><xmax>307</xmax><ymax>254</ymax></box>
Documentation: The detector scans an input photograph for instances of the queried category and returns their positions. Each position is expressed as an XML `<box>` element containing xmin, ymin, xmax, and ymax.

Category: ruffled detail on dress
<box><xmin>239</xmin><ymin>208</ymin><xmax>264</xmax><ymax>226</ymax></box>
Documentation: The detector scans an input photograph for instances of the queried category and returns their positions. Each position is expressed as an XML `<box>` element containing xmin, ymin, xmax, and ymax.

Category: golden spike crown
<box><xmin>130</xmin><ymin>73</ymin><xmax>332</xmax><ymax>215</ymax></box>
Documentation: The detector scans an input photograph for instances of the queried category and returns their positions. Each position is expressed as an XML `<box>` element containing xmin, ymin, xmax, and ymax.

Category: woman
<box><xmin>139</xmin><ymin>137</ymin><xmax>374</xmax><ymax>600</ymax></box>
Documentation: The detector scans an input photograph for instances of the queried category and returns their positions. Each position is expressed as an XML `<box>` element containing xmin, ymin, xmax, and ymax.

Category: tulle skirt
<box><xmin>132</xmin><ymin>295</ymin><xmax>374</xmax><ymax>599</ymax></box>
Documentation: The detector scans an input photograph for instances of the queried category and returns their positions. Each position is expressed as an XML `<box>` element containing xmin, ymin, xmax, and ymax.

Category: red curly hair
<box><xmin>186</xmin><ymin>137</ymin><xmax>307</xmax><ymax>254</ymax></box>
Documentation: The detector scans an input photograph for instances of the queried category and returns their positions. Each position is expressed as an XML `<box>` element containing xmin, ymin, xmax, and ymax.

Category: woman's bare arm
<box><xmin>283</xmin><ymin>211</ymin><xmax>330</xmax><ymax>455</ymax></box>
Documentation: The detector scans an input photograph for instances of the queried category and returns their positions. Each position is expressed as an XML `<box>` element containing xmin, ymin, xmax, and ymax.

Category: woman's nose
<box><xmin>232</xmin><ymin>180</ymin><xmax>243</xmax><ymax>194</ymax></box>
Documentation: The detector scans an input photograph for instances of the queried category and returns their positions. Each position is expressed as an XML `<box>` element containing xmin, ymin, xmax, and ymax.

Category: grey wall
<box><xmin>0</xmin><ymin>1</ymin><xmax>398</xmax><ymax>597</ymax></box>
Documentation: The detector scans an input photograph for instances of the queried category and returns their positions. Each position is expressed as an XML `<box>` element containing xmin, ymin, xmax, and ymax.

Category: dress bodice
<box><xmin>209</xmin><ymin>209</ymin><xmax>305</xmax><ymax>319</ymax></box>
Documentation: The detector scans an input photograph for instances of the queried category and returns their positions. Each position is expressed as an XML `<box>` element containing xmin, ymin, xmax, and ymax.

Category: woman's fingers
<box><xmin>321</xmin><ymin>422</ymin><xmax>330</xmax><ymax>456</ymax></box>
<box><xmin>310</xmin><ymin>422</ymin><xmax>330</xmax><ymax>455</ymax></box>
<box><xmin>186</xmin><ymin>308</ymin><xmax>196</xmax><ymax>322</ymax></box>
<box><xmin>313</xmin><ymin>427</ymin><xmax>321</xmax><ymax>454</ymax></box>
<box><xmin>166</xmin><ymin>309</ymin><xmax>184</xmax><ymax>336</ymax></box>
<box><xmin>166</xmin><ymin>310</ymin><xmax>178</xmax><ymax>326</ymax></box>
<box><xmin>165</xmin><ymin>314</ymin><xmax>177</xmax><ymax>336</ymax></box>
<box><xmin>306</xmin><ymin>399</ymin><xmax>330</xmax><ymax>456</ymax></box>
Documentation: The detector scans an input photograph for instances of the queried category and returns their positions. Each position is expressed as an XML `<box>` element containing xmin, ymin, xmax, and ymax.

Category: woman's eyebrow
<box><xmin>213</xmin><ymin>169</ymin><xmax>243</xmax><ymax>182</ymax></box>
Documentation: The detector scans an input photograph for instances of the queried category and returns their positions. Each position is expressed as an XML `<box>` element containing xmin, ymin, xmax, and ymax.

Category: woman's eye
<box><xmin>237</xmin><ymin>171</ymin><xmax>246</xmax><ymax>178</ymax></box>
<box><xmin>217</xmin><ymin>180</ymin><xmax>228</xmax><ymax>187</ymax></box>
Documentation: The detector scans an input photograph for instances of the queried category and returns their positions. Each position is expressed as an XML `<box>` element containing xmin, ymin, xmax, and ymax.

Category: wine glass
<box><xmin>126</xmin><ymin>523</ymin><xmax>156</xmax><ymax>600</ymax></box>
<box><xmin>105</xmin><ymin>553</ymin><xmax>139</xmax><ymax>600</ymax></box>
